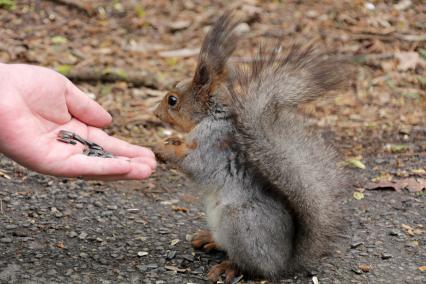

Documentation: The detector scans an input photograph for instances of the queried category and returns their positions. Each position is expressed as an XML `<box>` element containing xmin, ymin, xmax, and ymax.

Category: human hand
<box><xmin>0</xmin><ymin>63</ymin><xmax>156</xmax><ymax>180</ymax></box>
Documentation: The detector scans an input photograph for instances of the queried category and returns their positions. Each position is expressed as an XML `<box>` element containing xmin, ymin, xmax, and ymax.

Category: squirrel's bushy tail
<box><xmin>229</xmin><ymin>46</ymin><xmax>349</xmax><ymax>273</ymax></box>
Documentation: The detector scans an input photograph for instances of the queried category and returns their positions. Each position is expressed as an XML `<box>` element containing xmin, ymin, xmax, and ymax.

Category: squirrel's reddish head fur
<box><xmin>154</xmin><ymin>12</ymin><xmax>238</xmax><ymax>132</ymax></box>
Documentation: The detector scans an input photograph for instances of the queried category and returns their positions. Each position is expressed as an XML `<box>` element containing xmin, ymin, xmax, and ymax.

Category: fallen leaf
<box><xmin>418</xmin><ymin>266</ymin><xmax>426</xmax><ymax>272</ymax></box>
<box><xmin>164</xmin><ymin>265</ymin><xmax>187</xmax><ymax>273</ymax></box>
<box><xmin>353</xmin><ymin>191</ymin><xmax>364</xmax><ymax>200</ymax></box>
<box><xmin>172</xmin><ymin>206</ymin><xmax>188</xmax><ymax>213</ymax></box>
<box><xmin>346</xmin><ymin>158</ymin><xmax>366</xmax><ymax>169</ymax></box>
<box><xmin>401</xmin><ymin>224</ymin><xmax>415</xmax><ymax>236</ymax></box>
<box><xmin>137</xmin><ymin>251</ymin><xmax>148</xmax><ymax>257</ymax></box>
<box><xmin>371</xmin><ymin>172</ymin><xmax>393</xmax><ymax>183</ymax></box>
<box><xmin>51</xmin><ymin>35</ymin><xmax>68</xmax><ymax>45</ymax></box>
<box><xmin>411</xmin><ymin>168</ymin><xmax>426</xmax><ymax>176</ymax></box>
<box><xmin>160</xmin><ymin>199</ymin><xmax>179</xmax><ymax>205</ymax></box>
<box><xmin>384</xmin><ymin>144</ymin><xmax>409</xmax><ymax>153</ymax></box>
<box><xmin>359</xmin><ymin>264</ymin><xmax>370</xmax><ymax>272</ymax></box>
<box><xmin>366</xmin><ymin>178</ymin><xmax>425</xmax><ymax>193</ymax></box>
<box><xmin>0</xmin><ymin>170</ymin><xmax>11</xmax><ymax>180</ymax></box>
<box><xmin>159</xmin><ymin>48</ymin><xmax>200</xmax><ymax>58</ymax></box>
<box><xmin>168</xmin><ymin>20</ymin><xmax>191</xmax><ymax>32</ymax></box>
<box><xmin>55</xmin><ymin>65</ymin><xmax>72</xmax><ymax>76</ymax></box>
<box><xmin>56</xmin><ymin>241</ymin><xmax>65</xmax><ymax>249</ymax></box>
<box><xmin>395</xmin><ymin>52</ymin><xmax>422</xmax><ymax>71</ymax></box>
<box><xmin>0</xmin><ymin>0</ymin><xmax>15</xmax><ymax>10</ymax></box>
<box><xmin>394</xmin><ymin>0</ymin><xmax>412</xmax><ymax>11</ymax></box>
<box><xmin>170</xmin><ymin>239</ymin><xmax>180</xmax><ymax>246</ymax></box>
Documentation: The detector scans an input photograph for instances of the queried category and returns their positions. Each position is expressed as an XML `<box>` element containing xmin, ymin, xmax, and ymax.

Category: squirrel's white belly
<box><xmin>203</xmin><ymin>186</ymin><xmax>227</xmax><ymax>248</ymax></box>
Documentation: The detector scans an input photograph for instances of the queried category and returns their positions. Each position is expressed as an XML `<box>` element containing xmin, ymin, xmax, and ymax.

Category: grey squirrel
<box><xmin>154</xmin><ymin>12</ymin><xmax>349</xmax><ymax>283</ymax></box>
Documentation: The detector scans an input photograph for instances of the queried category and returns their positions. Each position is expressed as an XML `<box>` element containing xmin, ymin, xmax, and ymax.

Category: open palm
<box><xmin>0</xmin><ymin>64</ymin><xmax>156</xmax><ymax>180</ymax></box>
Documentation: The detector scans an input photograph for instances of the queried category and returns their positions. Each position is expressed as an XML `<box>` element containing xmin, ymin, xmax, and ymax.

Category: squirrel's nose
<box><xmin>153</xmin><ymin>105</ymin><xmax>161</xmax><ymax>119</ymax></box>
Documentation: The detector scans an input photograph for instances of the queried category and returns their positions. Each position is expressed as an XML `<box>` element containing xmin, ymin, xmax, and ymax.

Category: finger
<box><xmin>87</xmin><ymin>127</ymin><xmax>156</xmax><ymax>159</ymax></box>
<box><xmin>65</xmin><ymin>80</ymin><xmax>112</xmax><ymax>128</ymax></box>
<box><xmin>132</xmin><ymin>156</ymin><xmax>157</xmax><ymax>171</ymax></box>
<box><xmin>83</xmin><ymin>160</ymin><xmax>154</xmax><ymax>180</ymax></box>
<box><xmin>53</xmin><ymin>155</ymin><xmax>132</xmax><ymax>177</ymax></box>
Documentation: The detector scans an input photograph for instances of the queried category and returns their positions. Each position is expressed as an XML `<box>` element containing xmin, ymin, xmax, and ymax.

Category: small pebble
<box><xmin>147</xmin><ymin>264</ymin><xmax>159</xmax><ymax>269</ymax></box>
<box><xmin>381</xmin><ymin>253</ymin><xmax>392</xmax><ymax>259</ymax></box>
<box><xmin>182</xmin><ymin>254</ymin><xmax>194</xmax><ymax>262</ymax></box>
<box><xmin>166</xmin><ymin>250</ymin><xmax>177</xmax><ymax>260</ymax></box>
<box><xmin>137</xmin><ymin>251</ymin><xmax>148</xmax><ymax>257</ymax></box>
<box><xmin>0</xmin><ymin>237</ymin><xmax>12</xmax><ymax>243</ymax></box>
<box><xmin>191</xmin><ymin>266</ymin><xmax>204</xmax><ymax>274</ymax></box>
<box><xmin>78</xmin><ymin>232</ymin><xmax>88</xmax><ymax>239</ymax></box>
<box><xmin>351</xmin><ymin>241</ymin><xmax>364</xmax><ymax>249</ymax></box>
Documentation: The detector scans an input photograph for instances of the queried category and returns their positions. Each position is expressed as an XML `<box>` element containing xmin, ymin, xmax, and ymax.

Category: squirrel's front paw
<box><xmin>154</xmin><ymin>137</ymin><xmax>197</xmax><ymax>163</ymax></box>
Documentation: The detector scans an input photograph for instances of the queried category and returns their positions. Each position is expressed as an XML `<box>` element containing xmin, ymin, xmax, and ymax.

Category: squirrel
<box><xmin>154</xmin><ymin>12</ymin><xmax>349</xmax><ymax>283</ymax></box>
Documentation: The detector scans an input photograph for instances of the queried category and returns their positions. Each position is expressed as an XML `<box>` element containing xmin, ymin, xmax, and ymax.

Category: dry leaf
<box><xmin>384</xmin><ymin>144</ymin><xmax>409</xmax><ymax>153</ymax></box>
<box><xmin>159</xmin><ymin>48</ymin><xmax>200</xmax><ymax>58</ymax></box>
<box><xmin>412</xmin><ymin>168</ymin><xmax>426</xmax><ymax>176</ymax></box>
<box><xmin>137</xmin><ymin>251</ymin><xmax>148</xmax><ymax>257</ymax></box>
<box><xmin>0</xmin><ymin>170</ymin><xmax>11</xmax><ymax>180</ymax></box>
<box><xmin>346</xmin><ymin>158</ymin><xmax>366</xmax><ymax>169</ymax></box>
<box><xmin>165</xmin><ymin>265</ymin><xmax>187</xmax><ymax>273</ymax></box>
<box><xmin>401</xmin><ymin>224</ymin><xmax>415</xmax><ymax>236</ymax></box>
<box><xmin>366</xmin><ymin>178</ymin><xmax>425</xmax><ymax>193</ymax></box>
<box><xmin>353</xmin><ymin>191</ymin><xmax>365</xmax><ymax>200</ymax></box>
<box><xmin>359</xmin><ymin>264</ymin><xmax>370</xmax><ymax>272</ymax></box>
<box><xmin>172</xmin><ymin>206</ymin><xmax>188</xmax><ymax>213</ymax></box>
<box><xmin>395</xmin><ymin>52</ymin><xmax>421</xmax><ymax>71</ymax></box>
<box><xmin>170</xmin><ymin>239</ymin><xmax>180</xmax><ymax>246</ymax></box>
<box><xmin>371</xmin><ymin>172</ymin><xmax>393</xmax><ymax>183</ymax></box>
<box><xmin>418</xmin><ymin>266</ymin><xmax>426</xmax><ymax>272</ymax></box>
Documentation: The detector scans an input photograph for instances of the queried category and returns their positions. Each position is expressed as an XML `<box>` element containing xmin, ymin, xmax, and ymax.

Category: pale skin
<box><xmin>0</xmin><ymin>63</ymin><xmax>156</xmax><ymax>180</ymax></box>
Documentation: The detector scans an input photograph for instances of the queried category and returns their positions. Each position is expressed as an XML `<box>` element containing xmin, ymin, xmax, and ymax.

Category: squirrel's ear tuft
<box><xmin>194</xmin><ymin>64</ymin><xmax>210</xmax><ymax>87</ymax></box>
<box><xmin>192</xmin><ymin>11</ymin><xmax>239</xmax><ymax>93</ymax></box>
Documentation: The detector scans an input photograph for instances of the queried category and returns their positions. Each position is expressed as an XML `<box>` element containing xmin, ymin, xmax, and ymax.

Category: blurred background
<box><xmin>0</xmin><ymin>1</ymin><xmax>424</xmax><ymax>283</ymax></box>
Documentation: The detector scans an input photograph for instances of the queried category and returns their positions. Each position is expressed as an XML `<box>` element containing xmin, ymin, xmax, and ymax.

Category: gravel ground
<box><xmin>0</xmin><ymin>1</ymin><xmax>425</xmax><ymax>283</ymax></box>
<box><xmin>0</xmin><ymin>150</ymin><xmax>424</xmax><ymax>284</ymax></box>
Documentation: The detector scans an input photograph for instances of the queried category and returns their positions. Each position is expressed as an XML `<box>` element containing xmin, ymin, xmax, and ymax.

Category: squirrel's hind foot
<box><xmin>192</xmin><ymin>230</ymin><xmax>219</xmax><ymax>252</ymax></box>
<box><xmin>208</xmin><ymin>260</ymin><xmax>241</xmax><ymax>284</ymax></box>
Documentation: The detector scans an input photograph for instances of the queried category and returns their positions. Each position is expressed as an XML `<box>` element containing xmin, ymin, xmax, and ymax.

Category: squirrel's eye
<box><xmin>168</xmin><ymin>95</ymin><xmax>178</xmax><ymax>107</ymax></box>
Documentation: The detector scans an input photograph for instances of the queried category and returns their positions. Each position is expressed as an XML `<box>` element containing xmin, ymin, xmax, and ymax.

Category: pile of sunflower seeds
<box><xmin>57</xmin><ymin>130</ymin><xmax>114</xmax><ymax>158</ymax></box>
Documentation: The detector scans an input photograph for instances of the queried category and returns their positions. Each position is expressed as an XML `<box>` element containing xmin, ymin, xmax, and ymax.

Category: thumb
<box><xmin>65</xmin><ymin>80</ymin><xmax>112</xmax><ymax>128</ymax></box>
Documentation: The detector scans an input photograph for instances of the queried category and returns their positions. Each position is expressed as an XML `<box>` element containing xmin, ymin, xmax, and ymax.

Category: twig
<box><xmin>395</xmin><ymin>34</ymin><xmax>426</xmax><ymax>42</ymax></box>
<box><xmin>1</xmin><ymin>199</ymin><xmax>3</xmax><ymax>215</ymax></box>
<box><xmin>351</xmin><ymin>33</ymin><xmax>426</xmax><ymax>42</ymax></box>
<box><xmin>65</xmin><ymin>68</ymin><xmax>165</xmax><ymax>89</ymax></box>
<box><xmin>43</xmin><ymin>0</ymin><xmax>95</xmax><ymax>15</ymax></box>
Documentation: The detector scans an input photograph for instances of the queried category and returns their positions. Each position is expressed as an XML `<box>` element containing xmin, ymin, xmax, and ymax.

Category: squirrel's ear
<box><xmin>192</xmin><ymin>11</ymin><xmax>239</xmax><ymax>93</ymax></box>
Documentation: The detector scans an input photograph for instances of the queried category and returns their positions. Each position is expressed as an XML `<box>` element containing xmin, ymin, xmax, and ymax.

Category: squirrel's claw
<box><xmin>208</xmin><ymin>261</ymin><xmax>240</xmax><ymax>284</ymax></box>
<box><xmin>164</xmin><ymin>137</ymin><xmax>183</xmax><ymax>146</ymax></box>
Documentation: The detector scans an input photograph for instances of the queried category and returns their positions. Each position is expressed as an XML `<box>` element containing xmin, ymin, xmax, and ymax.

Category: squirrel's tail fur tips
<box><xmin>229</xmin><ymin>46</ymin><xmax>349</xmax><ymax>272</ymax></box>
<box><xmin>230</xmin><ymin>45</ymin><xmax>350</xmax><ymax>108</ymax></box>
